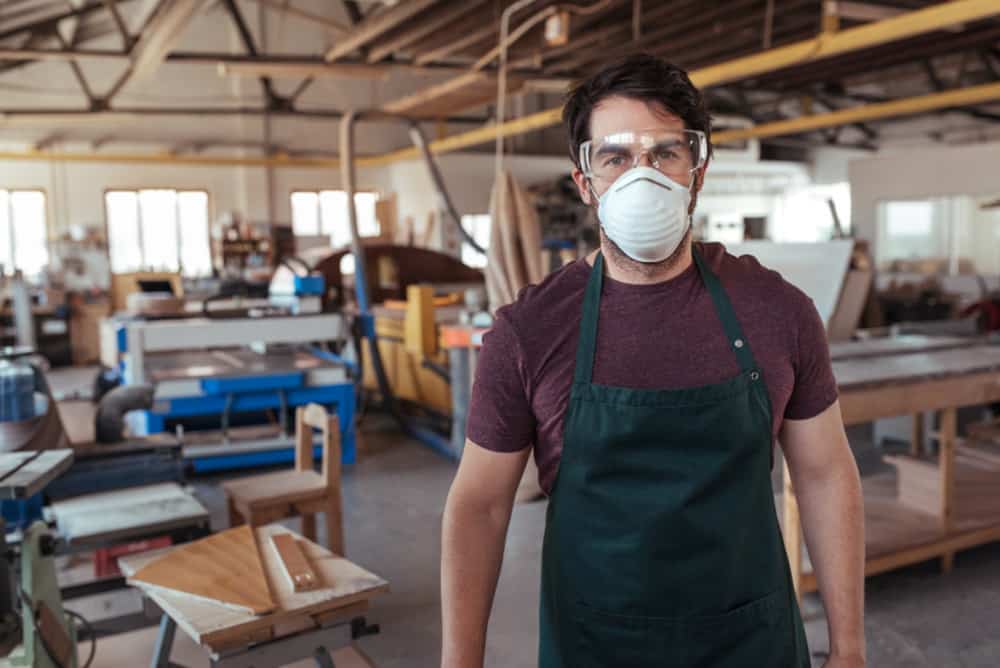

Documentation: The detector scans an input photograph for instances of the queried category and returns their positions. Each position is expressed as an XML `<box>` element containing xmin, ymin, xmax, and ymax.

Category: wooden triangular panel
<box><xmin>130</xmin><ymin>525</ymin><xmax>275</xmax><ymax>615</ymax></box>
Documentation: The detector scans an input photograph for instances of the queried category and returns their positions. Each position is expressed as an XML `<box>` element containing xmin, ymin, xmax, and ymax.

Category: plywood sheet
<box><xmin>130</xmin><ymin>525</ymin><xmax>275</xmax><ymax>615</ymax></box>
<box><xmin>120</xmin><ymin>524</ymin><xmax>388</xmax><ymax>650</ymax></box>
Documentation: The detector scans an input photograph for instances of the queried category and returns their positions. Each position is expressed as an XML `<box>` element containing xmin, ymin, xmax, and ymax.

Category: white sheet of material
<box><xmin>725</xmin><ymin>240</ymin><xmax>854</xmax><ymax>327</ymax></box>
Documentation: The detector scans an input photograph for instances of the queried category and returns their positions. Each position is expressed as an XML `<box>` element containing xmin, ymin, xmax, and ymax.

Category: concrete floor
<box><xmin>196</xmin><ymin>418</ymin><xmax>1000</xmax><ymax>668</ymax></box>
<box><xmin>42</xmin><ymin>367</ymin><xmax>1000</xmax><ymax>666</ymax></box>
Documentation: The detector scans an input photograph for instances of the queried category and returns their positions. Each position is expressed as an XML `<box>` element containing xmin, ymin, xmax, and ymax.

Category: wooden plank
<box><xmin>781</xmin><ymin>462</ymin><xmax>802</xmax><ymax>602</ymax></box>
<box><xmin>404</xmin><ymin>284</ymin><xmax>437</xmax><ymax>357</ymax></box>
<box><xmin>838</xmin><ymin>369</ymin><xmax>1000</xmax><ymax>425</ymax></box>
<box><xmin>826</xmin><ymin>269</ymin><xmax>871</xmax><ymax>342</ymax></box>
<box><xmin>414</xmin><ymin>24</ymin><xmax>497</xmax><ymax>66</ymax></box>
<box><xmin>910</xmin><ymin>412</ymin><xmax>923</xmax><ymax>457</ymax></box>
<box><xmin>130</xmin><ymin>525</ymin><xmax>276</xmax><ymax>616</ymax></box>
<box><xmin>272</xmin><ymin>533</ymin><xmax>320</xmax><ymax>592</ymax></box>
<box><xmin>121</xmin><ymin>525</ymin><xmax>388</xmax><ymax>650</ymax></box>
<box><xmin>0</xmin><ymin>449</ymin><xmax>73</xmax><ymax>499</ymax></box>
<box><xmin>382</xmin><ymin>71</ymin><xmax>523</xmax><ymax>118</ymax></box>
<box><xmin>366</xmin><ymin>0</ymin><xmax>488</xmax><ymax>63</ymax></box>
<box><xmin>939</xmin><ymin>408</ymin><xmax>957</xmax><ymax>531</ymax></box>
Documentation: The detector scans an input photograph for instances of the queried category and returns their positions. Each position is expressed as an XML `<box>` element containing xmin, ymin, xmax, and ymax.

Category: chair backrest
<box><xmin>294</xmin><ymin>404</ymin><xmax>341</xmax><ymax>488</ymax></box>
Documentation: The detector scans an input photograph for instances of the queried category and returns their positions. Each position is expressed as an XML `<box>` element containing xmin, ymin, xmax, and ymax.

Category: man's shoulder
<box><xmin>495</xmin><ymin>259</ymin><xmax>589</xmax><ymax>332</ymax></box>
<box><xmin>702</xmin><ymin>241</ymin><xmax>813</xmax><ymax>315</ymax></box>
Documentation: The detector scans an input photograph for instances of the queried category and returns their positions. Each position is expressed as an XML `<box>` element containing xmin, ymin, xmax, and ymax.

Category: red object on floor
<box><xmin>95</xmin><ymin>536</ymin><xmax>172</xmax><ymax>578</ymax></box>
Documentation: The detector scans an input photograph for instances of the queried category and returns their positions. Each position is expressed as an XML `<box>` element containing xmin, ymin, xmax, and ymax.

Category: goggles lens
<box><xmin>580</xmin><ymin>129</ymin><xmax>707</xmax><ymax>182</ymax></box>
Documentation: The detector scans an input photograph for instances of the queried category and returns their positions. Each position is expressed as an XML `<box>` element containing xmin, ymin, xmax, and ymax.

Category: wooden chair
<box><xmin>222</xmin><ymin>404</ymin><xmax>345</xmax><ymax>555</ymax></box>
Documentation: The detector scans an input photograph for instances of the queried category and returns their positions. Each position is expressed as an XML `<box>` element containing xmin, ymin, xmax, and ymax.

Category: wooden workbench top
<box><xmin>833</xmin><ymin>343</ymin><xmax>1000</xmax><ymax>391</ymax></box>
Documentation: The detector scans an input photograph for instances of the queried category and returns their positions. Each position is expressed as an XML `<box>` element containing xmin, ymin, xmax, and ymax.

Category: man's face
<box><xmin>571</xmin><ymin>95</ymin><xmax>706</xmax><ymax>207</ymax></box>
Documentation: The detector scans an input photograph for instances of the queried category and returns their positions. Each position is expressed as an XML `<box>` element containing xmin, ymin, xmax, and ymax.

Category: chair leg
<box><xmin>324</xmin><ymin>498</ymin><xmax>344</xmax><ymax>556</ymax></box>
<box><xmin>301</xmin><ymin>512</ymin><xmax>317</xmax><ymax>542</ymax></box>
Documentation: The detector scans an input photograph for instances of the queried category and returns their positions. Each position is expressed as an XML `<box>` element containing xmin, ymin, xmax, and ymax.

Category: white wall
<box><xmin>849</xmin><ymin>139</ymin><xmax>1000</xmax><ymax>255</ymax></box>
<box><xmin>810</xmin><ymin>146</ymin><xmax>871</xmax><ymax>185</ymax></box>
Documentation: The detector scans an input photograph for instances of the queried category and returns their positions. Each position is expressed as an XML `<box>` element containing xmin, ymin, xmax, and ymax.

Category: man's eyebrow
<box><xmin>594</xmin><ymin>143</ymin><xmax>630</xmax><ymax>155</ymax></box>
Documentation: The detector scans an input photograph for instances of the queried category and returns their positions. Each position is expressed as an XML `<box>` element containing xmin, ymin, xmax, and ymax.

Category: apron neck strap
<box><xmin>691</xmin><ymin>245</ymin><xmax>758</xmax><ymax>373</ymax></box>
<box><xmin>574</xmin><ymin>246</ymin><xmax>760</xmax><ymax>385</ymax></box>
<box><xmin>574</xmin><ymin>252</ymin><xmax>604</xmax><ymax>385</ymax></box>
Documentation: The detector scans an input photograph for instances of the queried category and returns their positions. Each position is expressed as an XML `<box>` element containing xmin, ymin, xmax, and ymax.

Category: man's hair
<box><xmin>562</xmin><ymin>53</ymin><xmax>712</xmax><ymax>169</ymax></box>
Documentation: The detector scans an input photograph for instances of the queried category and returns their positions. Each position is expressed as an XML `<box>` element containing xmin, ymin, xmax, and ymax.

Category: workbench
<box><xmin>119</xmin><ymin>524</ymin><xmax>388</xmax><ymax>668</ymax></box>
<box><xmin>783</xmin><ymin>336</ymin><xmax>1000</xmax><ymax>596</ymax></box>
<box><xmin>0</xmin><ymin>450</ymin><xmax>74</xmax><ymax>500</ymax></box>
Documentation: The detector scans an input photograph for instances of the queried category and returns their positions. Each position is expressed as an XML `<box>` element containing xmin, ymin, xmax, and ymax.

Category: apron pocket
<box><xmin>572</xmin><ymin>590</ymin><xmax>787</xmax><ymax>668</ymax></box>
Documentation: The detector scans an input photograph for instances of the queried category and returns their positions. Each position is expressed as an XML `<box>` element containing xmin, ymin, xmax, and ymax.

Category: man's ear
<box><xmin>572</xmin><ymin>167</ymin><xmax>593</xmax><ymax>206</ymax></box>
<box><xmin>692</xmin><ymin>161</ymin><xmax>708</xmax><ymax>194</ymax></box>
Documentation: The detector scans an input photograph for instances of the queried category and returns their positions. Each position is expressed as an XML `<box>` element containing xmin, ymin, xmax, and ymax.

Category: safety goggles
<box><xmin>579</xmin><ymin>129</ymin><xmax>708</xmax><ymax>183</ymax></box>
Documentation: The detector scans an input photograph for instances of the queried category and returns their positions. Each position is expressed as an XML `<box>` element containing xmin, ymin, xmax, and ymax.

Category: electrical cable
<box><xmin>65</xmin><ymin>609</ymin><xmax>96</xmax><ymax>668</ymax></box>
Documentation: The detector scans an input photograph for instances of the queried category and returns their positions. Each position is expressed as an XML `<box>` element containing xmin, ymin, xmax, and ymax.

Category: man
<box><xmin>441</xmin><ymin>54</ymin><xmax>865</xmax><ymax>668</ymax></box>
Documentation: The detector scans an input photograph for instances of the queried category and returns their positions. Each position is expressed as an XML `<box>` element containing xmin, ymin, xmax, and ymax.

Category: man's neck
<box><xmin>588</xmin><ymin>236</ymin><xmax>694</xmax><ymax>285</ymax></box>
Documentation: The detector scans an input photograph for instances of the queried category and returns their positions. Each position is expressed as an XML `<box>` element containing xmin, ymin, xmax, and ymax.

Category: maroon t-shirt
<box><xmin>467</xmin><ymin>241</ymin><xmax>839</xmax><ymax>495</ymax></box>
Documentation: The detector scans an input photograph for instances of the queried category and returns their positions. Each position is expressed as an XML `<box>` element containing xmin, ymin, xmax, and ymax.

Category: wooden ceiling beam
<box><xmin>366</xmin><ymin>0</ymin><xmax>489</xmax><ymax>64</ymax></box>
<box><xmin>324</xmin><ymin>0</ymin><xmax>439</xmax><ymax>62</ymax></box>
<box><xmin>129</xmin><ymin>0</ymin><xmax>204</xmax><ymax>83</ymax></box>
<box><xmin>413</xmin><ymin>23</ymin><xmax>498</xmax><ymax>67</ymax></box>
<box><xmin>243</xmin><ymin>0</ymin><xmax>350</xmax><ymax>35</ymax></box>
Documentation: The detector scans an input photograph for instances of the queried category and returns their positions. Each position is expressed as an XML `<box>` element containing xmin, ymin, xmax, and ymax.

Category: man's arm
<box><xmin>780</xmin><ymin>400</ymin><xmax>865</xmax><ymax>667</ymax></box>
<box><xmin>441</xmin><ymin>440</ymin><xmax>531</xmax><ymax>668</ymax></box>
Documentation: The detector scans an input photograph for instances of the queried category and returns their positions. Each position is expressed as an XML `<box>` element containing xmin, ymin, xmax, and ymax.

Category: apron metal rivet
<box><xmin>750</xmin><ymin>371</ymin><xmax>760</xmax><ymax>380</ymax></box>
<box><xmin>734</xmin><ymin>339</ymin><xmax>744</xmax><ymax>348</ymax></box>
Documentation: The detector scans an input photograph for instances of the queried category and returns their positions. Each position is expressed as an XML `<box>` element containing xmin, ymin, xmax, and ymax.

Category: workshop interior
<box><xmin>1</xmin><ymin>0</ymin><xmax>1000</xmax><ymax>666</ymax></box>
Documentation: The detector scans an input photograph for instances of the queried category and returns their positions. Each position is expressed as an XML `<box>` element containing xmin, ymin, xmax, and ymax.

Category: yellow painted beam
<box><xmin>713</xmin><ymin>81</ymin><xmax>1000</xmax><ymax>143</ymax></box>
<box><xmin>692</xmin><ymin>0</ymin><xmax>999</xmax><ymax>88</ymax></box>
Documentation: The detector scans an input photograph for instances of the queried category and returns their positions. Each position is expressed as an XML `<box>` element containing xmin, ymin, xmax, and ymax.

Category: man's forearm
<box><xmin>441</xmin><ymin>491</ymin><xmax>511</xmax><ymax>668</ymax></box>
<box><xmin>792</xmin><ymin>453</ymin><xmax>865</xmax><ymax>660</ymax></box>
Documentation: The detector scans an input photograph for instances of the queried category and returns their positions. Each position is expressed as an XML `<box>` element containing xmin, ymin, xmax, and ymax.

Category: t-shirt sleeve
<box><xmin>784</xmin><ymin>294</ymin><xmax>839</xmax><ymax>421</ymax></box>
<box><xmin>466</xmin><ymin>310</ymin><xmax>536</xmax><ymax>452</ymax></box>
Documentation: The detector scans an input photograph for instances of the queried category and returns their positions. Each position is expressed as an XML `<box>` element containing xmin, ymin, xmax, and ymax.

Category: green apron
<box><xmin>538</xmin><ymin>248</ymin><xmax>810</xmax><ymax>667</ymax></box>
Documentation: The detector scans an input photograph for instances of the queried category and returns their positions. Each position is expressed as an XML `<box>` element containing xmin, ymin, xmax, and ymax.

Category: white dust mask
<box><xmin>596</xmin><ymin>166</ymin><xmax>692</xmax><ymax>263</ymax></box>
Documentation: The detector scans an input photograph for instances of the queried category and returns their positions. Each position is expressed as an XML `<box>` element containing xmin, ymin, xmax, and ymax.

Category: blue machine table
<box><xmin>102</xmin><ymin>314</ymin><xmax>356</xmax><ymax>472</ymax></box>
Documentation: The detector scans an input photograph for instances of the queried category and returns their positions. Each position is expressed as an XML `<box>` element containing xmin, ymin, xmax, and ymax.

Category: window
<box><xmin>105</xmin><ymin>189</ymin><xmax>212</xmax><ymax>277</ymax></box>
<box><xmin>290</xmin><ymin>190</ymin><xmax>379</xmax><ymax>247</ymax></box>
<box><xmin>0</xmin><ymin>190</ymin><xmax>49</xmax><ymax>278</ymax></box>
<box><xmin>461</xmin><ymin>214</ymin><xmax>491</xmax><ymax>269</ymax></box>
<box><xmin>877</xmin><ymin>199</ymin><xmax>948</xmax><ymax>270</ymax></box>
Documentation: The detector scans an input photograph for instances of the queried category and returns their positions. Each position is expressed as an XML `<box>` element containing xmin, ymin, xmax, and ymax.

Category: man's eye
<box><xmin>603</xmin><ymin>156</ymin><xmax>626</xmax><ymax>167</ymax></box>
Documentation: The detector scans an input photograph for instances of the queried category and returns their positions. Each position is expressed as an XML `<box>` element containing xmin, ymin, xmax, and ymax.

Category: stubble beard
<box><xmin>599</xmin><ymin>222</ymin><xmax>693</xmax><ymax>279</ymax></box>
